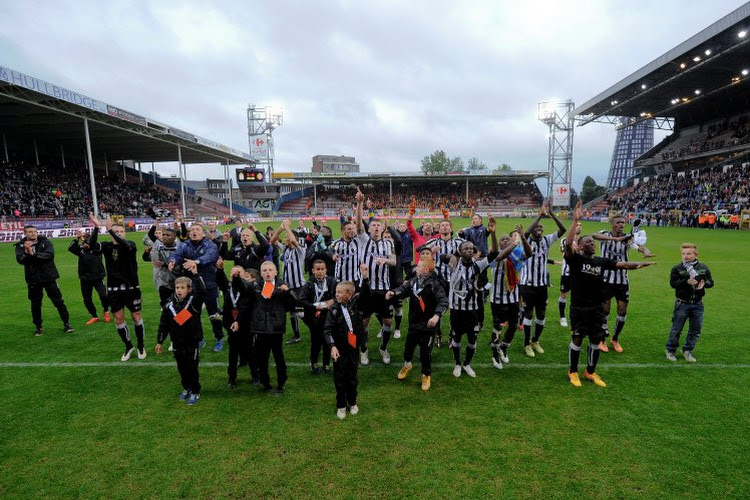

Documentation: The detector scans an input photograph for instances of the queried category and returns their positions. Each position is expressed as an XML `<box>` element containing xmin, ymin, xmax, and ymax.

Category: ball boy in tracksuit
<box><xmin>298</xmin><ymin>259</ymin><xmax>338</xmax><ymax>375</ymax></box>
<box><xmin>324</xmin><ymin>264</ymin><xmax>370</xmax><ymax>419</ymax></box>
<box><xmin>217</xmin><ymin>264</ymin><xmax>258</xmax><ymax>389</ymax></box>
<box><xmin>155</xmin><ymin>272</ymin><xmax>206</xmax><ymax>406</ymax></box>
<box><xmin>387</xmin><ymin>256</ymin><xmax>448</xmax><ymax>391</ymax></box>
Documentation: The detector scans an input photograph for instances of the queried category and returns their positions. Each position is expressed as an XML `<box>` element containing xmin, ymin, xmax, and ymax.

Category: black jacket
<box><xmin>324</xmin><ymin>279</ymin><xmax>370</xmax><ymax>350</ymax></box>
<box><xmin>68</xmin><ymin>239</ymin><xmax>106</xmax><ymax>281</ymax></box>
<box><xmin>670</xmin><ymin>260</ymin><xmax>714</xmax><ymax>303</ymax></box>
<box><xmin>245</xmin><ymin>278</ymin><xmax>296</xmax><ymax>335</ymax></box>
<box><xmin>216</xmin><ymin>270</ymin><xmax>252</xmax><ymax>331</ymax></box>
<box><xmin>15</xmin><ymin>236</ymin><xmax>60</xmax><ymax>285</ymax></box>
<box><xmin>157</xmin><ymin>276</ymin><xmax>206</xmax><ymax>345</ymax></box>
<box><xmin>221</xmin><ymin>234</ymin><xmax>270</xmax><ymax>272</ymax></box>
<box><xmin>297</xmin><ymin>275</ymin><xmax>338</xmax><ymax>329</ymax></box>
<box><xmin>390</xmin><ymin>274</ymin><xmax>448</xmax><ymax>331</ymax></box>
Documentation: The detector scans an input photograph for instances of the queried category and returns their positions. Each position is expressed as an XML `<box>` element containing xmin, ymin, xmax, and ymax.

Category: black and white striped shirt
<box><xmin>489</xmin><ymin>259</ymin><xmax>519</xmax><ymax>304</ymax></box>
<box><xmin>282</xmin><ymin>244</ymin><xmax>307</xmax><ymax>289</ymax></box>
<box><xmin>331</xmin><ymin>237</ymin><xmax>361</xmax><ymax>282</ymax></box>
<box><xmin>427</xmin><ymin>236</ymin><xmax>465</xmax><ymax>283</ymax></box>
<box><xmin>599</xmin><ymin>230</ymin><xmax>630</xmax><ymax>285</ymax></box>
<box><xmin>356</xmin><ymin>232</ymin><xmax>394</xmax><ymax>291</ymax></box>
<box><xmin>520</xmin><ymin>233</ymin><xmax>558</xmax><ymax>287</ymax></box>
<box><xmin>448</xmin><ymin>258</ymin><xmax>490</xmax><ymax>310</ymax></box>
<box><xmin>560</xmin><ymin>238</ymin><xmax>570</xmax><ymax>277</ymax></box>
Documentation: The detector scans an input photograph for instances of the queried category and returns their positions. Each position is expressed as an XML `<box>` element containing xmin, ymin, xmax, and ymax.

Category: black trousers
<box><xmin>256</xmin><ymin>334</ymin><xmax>287</xmax><ymax>389</ymax></box>
<box><xmin>333</xmin><ymin>344</ymin><xmax>359</xmax><ymax>408</ymax></box>
<box><xmin>403</xmin><ymin>328</ymin><xmax>435</xmax><ymax>375</ymax></box>
<box><xmin>28</xmin><ymin>281</ymin><xmax>69</xmax><ymax>327</ymax></box>
<box><xmin>80</xmin><ymin>279</ymin><xmax>109</xmax><ymax>317</ymax></box>
<box><xmin>309</xmin><ymin>324</ymin><xmax>331</xmax><ymax>366</ymax></box>
<box><xmin>174</xmin><ymin>343</ymin><xmax>201</xmax><ymax>394</ymax></box>
<box><xmin>227</xmin><ymin>331</ymin><xmax>257</xmax><ymax>383</ymax></box>
<box><xmin>158</xmin><ymin>286</ymin><xmax>173</xmax><ymax>307</ymax></box>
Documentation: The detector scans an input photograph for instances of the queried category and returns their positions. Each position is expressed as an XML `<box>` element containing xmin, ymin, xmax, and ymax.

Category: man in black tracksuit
<box><xmin>324</xmin><ymin>269</ymin><xmax>370</xmax><ymax>419</ymax></box>
<box><xmin>89</xmin><ymin>215</ymin><xmax>145</xmax><ymax>361</ymax></box>
<box><xmin>15</xmin><ymin>225</ymin><xmax>72</xmax><ymax>335</ymax></box>
<box><xmin>68</xmin><ymin>229</ymin><xmax>110</xmax><ymax>325</ymax></box>
<box><xmin>247</xmin><ymin>261</ymin><xmax>296</xmax><ymax>393</ymax></box>
<box><xmin>155</xmin><ymin>274</ymin><xmax>206</xmax><ymax>405</ymax></box>
<box><xmin>297</xmin><ymin>259</ymin><xmax>338</xmax><ymax>374</ymax></box>
<box><xmin>387</xmin><ymin>256</ymin><xmax>448</xmax><ymax>391</ymax></box>
<box><xmin>216</xmin><ymin>264</ymin><xmax>258</xmax><ymax>388</ymax></box>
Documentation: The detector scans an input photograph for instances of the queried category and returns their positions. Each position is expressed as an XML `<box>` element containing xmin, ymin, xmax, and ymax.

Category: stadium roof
<box><xmin>574</xmin><ymin>2</ymin><xmax>750</xmax><ymax>127</ymax></box>
<box><xmin>0</xmin><ymin>65</ymin><xmax>253</xmax><ymax>165</ymax></box>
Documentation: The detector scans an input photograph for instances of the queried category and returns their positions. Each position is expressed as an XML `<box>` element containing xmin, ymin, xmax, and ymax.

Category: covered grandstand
<box><xmin>270</xmin><ymin>171</ymin><xmax>548</xmax><ymax>216</ymax></box>
<box><xmin>0</xmin><ymin>65</ymin><xmax>253</xmax><ymax>220</ymax></box>
<box><xmin>574</xmin><ymin>2</ymin><xmax>750</xmax><ymax>224</ymax></box>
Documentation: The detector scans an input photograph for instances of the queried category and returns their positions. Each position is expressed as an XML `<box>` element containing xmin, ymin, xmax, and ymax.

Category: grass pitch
<box><xmin>1</xmin><ymin>218</ymin><xmax>748</xmax><ymax>499</ymax></box>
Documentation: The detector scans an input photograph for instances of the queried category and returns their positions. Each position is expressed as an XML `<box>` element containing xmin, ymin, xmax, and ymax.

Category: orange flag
<box><xmin>261</xmin><ymin>281</ymin><xmax>275</xmax><ymax>299</ymax></box>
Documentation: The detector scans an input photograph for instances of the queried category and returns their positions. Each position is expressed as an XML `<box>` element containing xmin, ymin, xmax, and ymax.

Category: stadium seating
<box><xmin>607</xmin><ymin>162</ymin><xmax>749</xmax><ymax>226</ymax></box>
<box><xmin>0</xmin><ymin>160</ymin><xmax>178</xmax><ymax>219</ymax></box>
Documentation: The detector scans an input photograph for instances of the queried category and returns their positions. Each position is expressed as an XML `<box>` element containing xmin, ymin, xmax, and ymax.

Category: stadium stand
<box><xmin>286</xmin><ymin>181</ymin><xmax>544</xmax><ymax>213</ymax></box>
<box><xmin>606</xmin><ymin>162</ymin><xmax>749</xmax><ymax>226</ymax></box>
<box><xmin>0</xmin><ymin>160</ymin><xmax>177</xmax><ymax>219</ymax></box>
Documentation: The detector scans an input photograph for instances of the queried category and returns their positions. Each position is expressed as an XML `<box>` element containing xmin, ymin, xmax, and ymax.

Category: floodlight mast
<box><xmin>538</xmin><ymin>100</ymin><xmax>575</xmax><ymax>207</ymax></box>
<box><xmin>247</xmin><ymin>105</ymin><xmax>283</xmax><ymax>184</ymax></box>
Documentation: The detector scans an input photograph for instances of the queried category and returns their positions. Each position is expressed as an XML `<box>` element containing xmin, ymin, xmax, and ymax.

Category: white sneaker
<box><xmin>121</xmin><ymin>347</ymin><xmax>135</xmax><ymax>362</ymax></box>
<box><xmin>500</xmin><ymin>350</ymin><xmax>509</xmax><ymax>364</ymax></box>
<box><xmin>376</xmin><ymin>330</ymin><xmax>382</xmax><ymax>338</ymax></box>
<box><xmin>168</xmin><ymin>342</ymin><xmax>174</xmax><ymax>352</ymax></box>
<box><xmin>462</xmin><ymin>364</ymin><xmax>477</xmax><ymax>377</ymax></box>
<box><xmin>683</xmin><ymin>350</ymin><xmax>697</xmax><ymax>363</ymax></box>
<box><xmin>665</xmin><ymin>350</ymin><xmax>677</xmax><ymax>362</ymax></box>
<box><xmin>560</xmin><ymin>317</ymin><xmax>568</xmax><ymax>328</ymax></box>
<box><xmin>530</xmin><ymin>341</ymin><xmax>544</xmax><ymax>354</ymax></box>
<box><xmin>360</xmin><ymin>350</ymin><xmax>370</xmax><ymax>366</ymax></box>
<box><xmin>452</xmin><ymin>364</ymin><xmax>462</xmax><ymax>378</ymax></box>
<box><xmin>492</xmin><ymin>357</ymin><xmax>503</xmax><ymax>370</ymax></box>
<box><xmin>379</xmin><ymin>348</ymin><xmax>391</xmax><ymax>365</ymax></box>
<box><xmin>349</xmin><ymin>404</ymin><xmax>359</xmax><ymax>415</ymax></box>
<box><xmin>394</xmin><ymin>329</ymin><xmax>401</xmax><ymax>339</ymax></box>
<box><xmin>524</xmin><ymin>345</ymin><xmax>535</xmax><ymax>357</ymax></box>
<box><xmin>337</xmin><ymin>408</ymin><xmax>346</xmax><ymax>420</ymax></box>
<box><xmin>137</xmin><ymin>347</ymin><xmax>147</xmax><ymax>360</ymax></box>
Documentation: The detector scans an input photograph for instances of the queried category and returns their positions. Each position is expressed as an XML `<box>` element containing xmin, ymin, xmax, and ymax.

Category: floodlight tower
<box><xmin>538</xmin><ymin>100</ymin><xmax>575</xmax><ymax>207</ymax></box>
<box><xmin>247</xmin><ymin>105</ymin><xmax>284</xmax><ymax>183</ymax></box>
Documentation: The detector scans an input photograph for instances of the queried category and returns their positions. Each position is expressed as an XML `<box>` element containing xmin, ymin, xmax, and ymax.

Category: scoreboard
<box><xmin>236</xmin><ymin>168</ymin><xmax>266</xmax><ymax>183</ymax></box>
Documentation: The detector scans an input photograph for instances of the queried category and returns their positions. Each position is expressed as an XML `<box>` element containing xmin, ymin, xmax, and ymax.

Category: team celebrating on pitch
<box><xmin>15</xmin><ymin>188</ymin><xmax>715</xmax><ymax>418</ymax></box>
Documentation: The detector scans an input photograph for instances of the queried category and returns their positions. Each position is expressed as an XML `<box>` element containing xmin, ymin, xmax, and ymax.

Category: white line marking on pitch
<box><xmin>1</xmin><ymin>362</ymin><xmax>748</xmax><ymax>369</ymax></box>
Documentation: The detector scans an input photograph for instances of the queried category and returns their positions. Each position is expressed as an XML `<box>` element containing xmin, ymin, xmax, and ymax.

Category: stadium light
<box><xmin>742</xmin><ymin>69</ymin><xmax>749</xmax><ymax>76</ymax></box>
<box><xmin>694</xmin><ymin>89</ymin><xmax>701</xmax><ymax>95</ymax></box>
<box><xmin>739</xmin><ymin>30</ymin><xmax>747</xmax><ymax>38</ymax></box>
<box><xmin>693</xmin><ymin>56</ymin><xmax>701</xmax><ymax>62</ymax></box>
<box><xmin>704</xmin><ymin>49</ymin><xmax>712</xmax><ymax>56</ymax></box>
<box><xmin>679</xmin><ymin>63</ymin><xmax>687</xmax><ymax>69</ymax></box>
<box><xmin>610</xmin><ymin>100</ymin><xmax>618</xmax><ymax>106</ymax></box>
<box><xmin>640</xmin><ymin>84</ymin><xmax>647</xmax><ymax>89</ymax></box>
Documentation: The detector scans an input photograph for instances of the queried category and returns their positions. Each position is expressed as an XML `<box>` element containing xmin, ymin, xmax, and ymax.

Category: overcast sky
<box><xmin>1</xmin><ymin>0</ymin><xmax>747</xmax><ymax>192</ymax></box>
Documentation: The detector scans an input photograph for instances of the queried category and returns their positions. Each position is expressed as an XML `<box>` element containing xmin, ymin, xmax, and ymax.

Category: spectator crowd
<box><xmin>1</xmin><ymin>160</ymin><xmax>178</xmax><ymax>220</ymax></box>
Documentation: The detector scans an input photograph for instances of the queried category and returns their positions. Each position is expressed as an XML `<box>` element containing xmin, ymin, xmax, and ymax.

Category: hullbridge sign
<box><xmin>0</xmin><ymin>66</ymin><xmax>107</xmax><ymax>113</ymax></box>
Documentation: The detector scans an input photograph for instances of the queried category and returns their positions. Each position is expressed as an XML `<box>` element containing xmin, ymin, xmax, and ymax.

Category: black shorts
<box><xmin>520</xmin><ymin>285</ymin><xmax>548</xmax><ymax>310</ymax></box>
<box><xmin>490</xmin><ymin>302</ymin><xmax>520</xmax><ymax>326</ymax></box>
<box><xmin>601</xmin><ymin>283</ymin><xmax>630</xmax><ymax>303</ymax></box>
<box><xmin>362</xmin><ymin>290</ymin><xmax>393</xmax><ymax>319</ymax></box>
<box><xmin>109</xmin><ymin>288</ymin><xmax>143</xmax><ymax>313</ymax></box>
<box><xmin>560</xmin><ymin>275</ymin><xmax>571</xmax><ymax>293</ymax></box>
<box><xmin>570</xmin><ymin>306</ymin><xmax>605</xmax><ymax>341</ymax></box>
<box><xmin>449</xmin><ymin>309</ymin><xmax>480</xmax><ymax>336</ymax></box>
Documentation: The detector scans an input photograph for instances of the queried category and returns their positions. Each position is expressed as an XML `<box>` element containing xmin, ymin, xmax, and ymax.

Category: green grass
<box><xmin>1</xmin><ymin>219</ymin><xmax>749</xmax><ymax>499</ymax></box>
